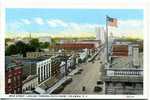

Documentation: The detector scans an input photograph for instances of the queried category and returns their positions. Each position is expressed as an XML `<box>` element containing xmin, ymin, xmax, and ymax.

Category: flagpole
<box><xmin>106</xmin><ymin>15</ymin><xmax>109</xmax><ymax>63</ymax></box>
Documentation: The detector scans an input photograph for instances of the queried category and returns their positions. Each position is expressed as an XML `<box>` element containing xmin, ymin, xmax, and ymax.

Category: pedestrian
<box><xmin>82</xmin><ymin>86</ymin><xmax>86</xmax><ymax>91</ymax></box>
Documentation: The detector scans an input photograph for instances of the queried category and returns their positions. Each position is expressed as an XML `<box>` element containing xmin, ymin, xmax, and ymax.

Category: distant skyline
<box><xmin>6</xmin><ymin>9</ymin><xmax>143</xmax><ymax>38</ymax></box>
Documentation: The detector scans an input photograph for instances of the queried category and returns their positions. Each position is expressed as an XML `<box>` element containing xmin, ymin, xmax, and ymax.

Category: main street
<box><xmin>61</xmin><ymin>49</ymin><xmax>105</xmax><ymax>94</ymax></box>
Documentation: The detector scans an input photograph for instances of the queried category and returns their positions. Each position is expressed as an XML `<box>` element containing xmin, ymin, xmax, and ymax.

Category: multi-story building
<box><xmin>59</xmin><ymin>61</ymin><xmax>66</xmax><ymax>77</ymax></box>
<box><xmin>111</xmin><ymin>44</ymin><xmax>128</xmax><ymax>57</ymax></box>
<box><xmin>22</xmin><ymin>75</ymin><xmax>38</xmax><ymax>93</ymax></box>
<box><xmin>36</xmin><ymin>55</ymin><xmax>61</xmax><ymax>83</ymax></box>
<box><xmin>38</xmin><ymin>36</ymin><xmax>51</xmax><ymax>44</ymax></box>
<box><xmin>5</xmin><ymin>57</ymin><xmax>23</xmax><ymax>94</ymax></box>
<box><xmin>50</xmin><ymin>56</ymin><xmax>62</xmax><ymax>78</ymax></box>
<box><xmin>103</xmin><ymin>42</ymin><xmax>143</xmax><ymax>94</ymax></box>
<box><xmin>50</xmin><ymin>43</ymin><xmax>95</xmax><ymax>51</ymax></box>
<box><xmin>36</xmin><ymin>58</ymin><xmax>52</xmax><ymax>83</ymax></box>
<box><xmin>26</xmin><ymin>51</ymin><xmax>72</xmax><ymax>59</ymax></box>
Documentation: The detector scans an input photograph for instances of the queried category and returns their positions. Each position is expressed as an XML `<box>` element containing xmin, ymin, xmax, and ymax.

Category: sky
<box><xmin>6</xmin><ymin>9</ymin><xmax>144</xmax><ymax>38</ymax></box>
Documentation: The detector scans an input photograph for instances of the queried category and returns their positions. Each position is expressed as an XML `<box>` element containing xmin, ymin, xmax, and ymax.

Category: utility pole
<box><xmin>106</xmin><ymin>15</ymin><xmax>109</xmax><ymax>63</ymax></box>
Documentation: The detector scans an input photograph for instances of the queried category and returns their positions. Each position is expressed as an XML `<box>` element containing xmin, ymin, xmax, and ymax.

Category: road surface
<box><xmin>61</xmin><ymin>52</ymin><xmax>104</xmax><ymax>94</ymax></box>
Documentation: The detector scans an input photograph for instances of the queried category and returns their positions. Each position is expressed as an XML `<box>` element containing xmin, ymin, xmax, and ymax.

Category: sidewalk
<box><xmin>87</xmin><ymin>44</ymin><xmax>105</xmax><ymax>62</ymax></box>
<box><xmin>68</xmin><ymin>66</ymin><xmax>81</xmax><ymax>76</ymax></box>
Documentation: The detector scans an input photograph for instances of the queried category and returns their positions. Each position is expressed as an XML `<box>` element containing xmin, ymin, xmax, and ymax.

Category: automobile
<box><xmin>93</xmin><ymin>86</ymin><xmax>102</xmax><ymax>92</ymax></box>
<box><xmin>100</xmin><ymin>61</ymin><xmax>103</xmax><ymax>64</ymax></box>
<box><xmin>52</xmin><ymin>85</ymin><xmax>64</xmax><ymax>94</ymax></box>
<box><xmin>62</xmin><ymin>78</ymin><xmax>73</xmax><ymax>86</ymax></box>
<box><xmin>76</xmin><ymin>71</ymin><xmax>82</xmax><ymax>74</ymax></box>
<box><xmin>79</xmin><ymin>68</ymin><xmax>83</xmax><ymax>72</ymax></box>
<box><xmin>97</xmin><ymin>80</ymin><xmax>103</xmax><ymax>85</ymax></box>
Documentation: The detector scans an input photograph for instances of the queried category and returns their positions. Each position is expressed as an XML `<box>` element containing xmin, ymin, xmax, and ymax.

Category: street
<box><xmin>61</xmin><ymin>52</ymin><xmax>104</xmax><ymax>94</ymax></box>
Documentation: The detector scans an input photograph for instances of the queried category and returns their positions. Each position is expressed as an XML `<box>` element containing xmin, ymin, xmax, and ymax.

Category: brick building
<box><xmin>104</xmin><ymin>42</ymin><xmax>143</xmax><ymax>94</ymax></box>
<box><xmin>5</xmin><ymin>57</ymin><xmax>23</xmax><ymax>94</ymax></box>
<box><xmin>111</xmin><ymin>44</ymin><xmax>128</xmax><ymax>57</ymax></box>
<box><xmin>50</xmin><ymin>43</ymin><xmax>95</xmax><ymax>50</ymax></box>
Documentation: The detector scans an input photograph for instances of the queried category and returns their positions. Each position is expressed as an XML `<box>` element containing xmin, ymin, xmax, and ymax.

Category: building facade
<box><xmin>22</xmin><ymin>75</ymin><xmax>38</xmax><ymax>93</ymax></box>
<box><xmin>50</xmin><ymin>43</ymin><xmax>95</xmax><ymax>50</ymax></box>
<box><xmin>26</xmin><ymin>51</ymin><xmax>72</xmax><ymax>59</ymax></box>
<box><xmin>36</xmin><ymin>56</ymin><xmax>61</xmax><ymax>83</ymax></box>
<box><xmin>38</xmin><ymin>36</ymin><xmax>51</xmax><ymax>43</ymax></box>
<box><xmin>5</xmin><ymin>64</ymin><xmax>23</xmax><ymax>94</ymax></box>
<box><xmin>36</xmin><ymin>58</ymin><xmax>52</xmax><ymax>83</ymax></box>
<box><xmin>104</xmin><ymin>42</ymin><xmax>143</xmax><ymax>94</ymax></box>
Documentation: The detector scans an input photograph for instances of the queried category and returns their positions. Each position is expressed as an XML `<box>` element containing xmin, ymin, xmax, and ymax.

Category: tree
<box><xmin>40</xmin><ymin>42</ymin><xmax>50</xmax><ymax>48</ymax></box>
<box><xmin>5</xmin><ymin>44</ymin><xmax>18</xmax><ymax>56</ymax></box>
<box><xmin>15</xmin><ymin>41</ymin><xmax>27</xmax><ymax>55</ymax></box>
<box><xmin>5</xmin><ymin>41</ymin><xmax>37</xmax><ymax>56</ymax></box>
<box><xmin>29</xmin><ymin>38</ymin><xmax>40</xmax><ymax>51</ymax></box>
<box><xmin>51</xmin><ymin>38</ymin><xmax>58</xmax><ymax>45</ymax></box>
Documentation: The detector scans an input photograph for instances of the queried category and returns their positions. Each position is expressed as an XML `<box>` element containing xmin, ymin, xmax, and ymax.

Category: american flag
<box><xmin>107</xmin><ymin>16</ymin><xmax>117</xmax><ymax>27</ymax></box>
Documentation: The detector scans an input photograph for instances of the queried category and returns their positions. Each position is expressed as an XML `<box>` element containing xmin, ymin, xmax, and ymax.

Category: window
<box><xmin>14</xmin><ymin>90</ymin><xmax>16</xmax><ymax>94</ymax></box>
<box><xmin>14</xmin><ymin>77</ymin><xmax>16</xmax><ymax>82</ymax></box>
<box><xmin>44</xmin><ymin>65</ymin><xmax>46</xmax><ymax>79</ymax></box>
<box><xmin>8</xmin><ymin>78</ymin><xmax>11</xmax><ymax>84</ymax></box>
<box><xmin>38</xmin><ymin>68</ymin><xmax>40</xmax><ymax>83</ymax></box>
<box><xmin>17</xmin><ymin>76</ymin><xmax>20</xmax><ymax>80</ymax></box>
<box><xmin>18</xmin><ymin>88</ymin><xmax>20</xmax><ymax>92</ymax></box>
<box><xmin>41</xmin><ymin>67</ymin><xmax>43</xmax><ymax>81</ymax></box>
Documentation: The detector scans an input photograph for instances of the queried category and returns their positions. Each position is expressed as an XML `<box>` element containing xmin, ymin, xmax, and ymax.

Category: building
<box><xmin>95</xmin><ymin>27</ymin><xmax>105</xmax><ymax>43</ymax></box>
<box><xmin>78</xmin><ymin>40</ymin><xmax>101</xmax><ymax>48</ymax></box>
<box><xmin>36</xmin><ymin>58</ymin><xmax>52</xmax><ymax>83</ymax></box>
<box><xmin>59</xmin><ymin>61</ymin><xmax>66</xmax><ymax>77</ymax></box>
<box><xmin>26</xmin><ymin>51</ymin><xmax>72</xmax><ymax>59</ymax></box>
<box><xmin>13</xmin><ymin>57</ymin><xmax>48</xmax><ymax>80</ymax></box>
<box><xmin>35</xmin><ymin>56</ymin><xmax>65</xmax><ymax>92</ymax></box>
<box><xmin>111</xmin><ymin>44</ymin><xmax>128</xmax><ymax>57</ymax></box>
<box><xmin>103</xmin><ymin>42</ymin><xmax>143</xmax><ymax>94</ymax></box>
<box><xmin>14</xmin><ymin>38</ymin><xmax>30</xmax><ymax>44</ymax></box>
<box><xmin>66</xmin><ymin>55</ymin><xmax>77</xmax><ymax>71</ymax></box>
<box><xmin>26</xmin><ymin>52</ymin><xmax>51</xmax><ymax>59</ymax></box>
<box><xmin>5</xmin><ymin>57</ymin><xmax>23</xmax><ymax>94</ymax></box>
<box><xmin>79</xmin><ymin>51</ymin><xmax>88</xmax><ymax>62</ymax></box>
<box><xmin>95</xmin><ymin>26</ymin><xmax>101</xmax><ymax>41</ymax></box>
<box><xmin>39</xmin><ymin>36</ymin><xmax>51</xmax><ymax>44</ymax></box>
<box><xmin>22</xmin><ymin>75</ymin><xmax>38</xmax><ymax>93</ymax></box>
<box><xmin>37</xmin><ymin>55</ymin><xmax>61</xmax><ymax>83</ymax></box>
<box><xmin>50</xmin><ymin>43</ymin><xmax>95</xmax><ymax>51</ymax></box>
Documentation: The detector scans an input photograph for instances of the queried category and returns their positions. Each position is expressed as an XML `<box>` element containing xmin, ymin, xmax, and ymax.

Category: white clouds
<box><xmin>109</xmin><ymin>19</ymin><xmax>143</xmax><ymax>38</ymax></box>
<box><xmin>34</xmin><ymin>17</ymin><xmax>44</xmax><ymax>25</ymax></box>
<box><xmin>47</xmin><ymin>19</ymin><xmax>68</xmax><ymax>27</ymax></box>
<box><xmin>7</xmin><ymin>17</ymin><xmax>143</xmax><ymax>39</ymax></box>
<box><xmin>69</xmin><ymin>22</ymin><xmax>81</xmax><ymax>30</ymax></box>
<box><xmin>21</xmin><ymin>19</ymin><xmax>31</xmax><ymax>24</ymax></box>
<box><xmin>47</xmin><ymin>19</ymin><xmax>100</xmax><ymax>33</ymax></box>
<box><xmin>118</xmin><ymin>19</ymin><xmax>143</xmax><ymax>28</ymax></box>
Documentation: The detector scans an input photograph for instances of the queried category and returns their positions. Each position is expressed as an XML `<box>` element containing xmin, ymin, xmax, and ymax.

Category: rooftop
<box><xmin>23</xmin><ymin>75</ymin><xmax>38</xmax><ymax>84</ymax></box>
<box><xmin>103</xmin><ymin>76</ymin><xmax>143</xmax><ymax>82</ymax></box>
<box><xmin>5</xmin><ymin>56</ymin><xmax>22</xmax><ymax>70</ymax></box>
<box><xmin>110</xmin><ymin>52</ymin><xmax>143</xmax><ymax>69</ymax></box>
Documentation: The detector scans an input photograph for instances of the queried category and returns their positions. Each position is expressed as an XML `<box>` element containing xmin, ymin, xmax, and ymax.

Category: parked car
<box><xmin>97</xmin><ymin>80</ymin><xmax>103</xmax><ymax>85</ymax></box>
<box><xmin>75</xmin><ymin>71</ymin><xmax>82</xmax><ymax>74</ymax></box>
<box><xmin>79</xmin><ymin>68</ymin><xmax>83</xmax><ymax>72</ymax></box>
<box><xmin>52</xmin><ymin>85</ymin><xmax>64</xmax><ymax>94</ymax></box>
<box><xmin>93</xmin><ymin>86</ymin><xmax>102</xmax><ymax>92</ymax></box>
